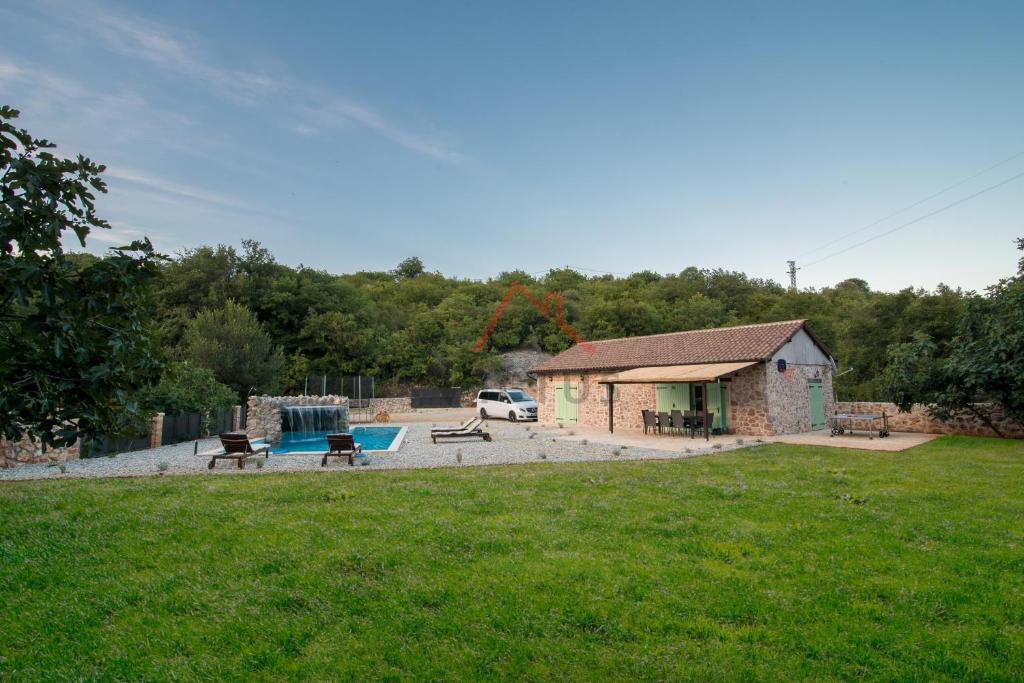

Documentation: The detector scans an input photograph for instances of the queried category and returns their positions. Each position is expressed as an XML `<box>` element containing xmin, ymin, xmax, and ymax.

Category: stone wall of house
<box><xmin>536</xmin><ymin>362</ymin><xmax>840</xmax><ymax>437</ymax></box>
<box><xmin>835</xmin><ymin>401</ymin><xmax>1024</xmax><ymax>439</ymax></box>
<box><xmin>727</xmin><ymin>364</ymin><xmax>773</xmax><ymax>436</ymax></box>
<box><xmin>766</xmin><ymin>363</ymin><xmax>835</xmax><ymax>435</ymax></box>
<box><xmin>246</xmin><ymin>395</ymin><xmax>349</xmax><ymax>443</ymax></box>
<box><xmin>536</xmin><ymin>372</ymin><xmax>656</xmax><ymax>432</ymax></box>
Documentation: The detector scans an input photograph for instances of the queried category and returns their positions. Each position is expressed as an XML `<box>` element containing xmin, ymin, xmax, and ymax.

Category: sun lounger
<box><xmin>211</xmin><ymin>432</ymin><xmax>270</xmax><ymax>469</ymax></box>
<box><xmin>431</xmin><ymin>417</ymin><xmax>482</xmax><ymax>435</ymax></box>
<box><xmin>431</xmin><ymin>424</ymin><xmax>491</xmax><ymax>443</ymax></box>
<box><xmin>322</xmin><ymin>433</ymin><xmax>363</xmax><ymax>467</ymax></box>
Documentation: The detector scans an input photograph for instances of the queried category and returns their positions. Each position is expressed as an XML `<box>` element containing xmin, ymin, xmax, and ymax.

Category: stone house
<box><xmin>529</xmin><ymin>320</ymin><xmax>835</xmax><ymax>437</ymax></box>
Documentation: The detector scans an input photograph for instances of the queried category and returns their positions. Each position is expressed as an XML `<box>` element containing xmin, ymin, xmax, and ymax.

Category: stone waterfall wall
<box><xmin>246</xmin><ymin>395</ymin><xmax>350</xmax><ymax>443</ymax></box>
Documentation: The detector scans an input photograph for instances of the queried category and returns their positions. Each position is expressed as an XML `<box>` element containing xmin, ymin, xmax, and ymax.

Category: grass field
<box><xmin>1</xmin><ymin>436</ymin><xmax>1022</xmax><ymax>681</ymax></box>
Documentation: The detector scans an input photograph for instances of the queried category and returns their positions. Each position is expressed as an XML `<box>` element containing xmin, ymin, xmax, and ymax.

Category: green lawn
<box><xmin>1</xmin><ymin>436</ymin><xmax>1022</xmax><ymax>681</ymax></box>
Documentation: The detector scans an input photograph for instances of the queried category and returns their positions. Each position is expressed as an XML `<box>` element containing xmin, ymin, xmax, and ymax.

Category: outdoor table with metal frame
<box><xmin>829</xmin><ymin>411</ymin><xmax>890</xmax><ymax>438</ymax></box>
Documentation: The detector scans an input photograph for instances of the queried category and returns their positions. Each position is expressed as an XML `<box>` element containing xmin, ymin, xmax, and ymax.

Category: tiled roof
<box><xmin>530</xmin><ymin>320</ymin><xmax>817</xmax><ymax>373</ymax></box>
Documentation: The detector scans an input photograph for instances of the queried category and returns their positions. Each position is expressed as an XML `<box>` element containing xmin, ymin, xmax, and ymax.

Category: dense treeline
<box><xmin>141</xmin><ymin>240</ymin><xmax>970</xmax><ymax>401</ymax></box>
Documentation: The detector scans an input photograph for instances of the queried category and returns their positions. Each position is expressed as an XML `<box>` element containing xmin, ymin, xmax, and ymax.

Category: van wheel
<box><xmin>480</xmin><ymin>408</ymin><xmax>488</xmax><ymax>419</ymax></box>
<box><xmin>508</xmin><ymin>411</ymin><xmax>517</xmax><ymax>422</ymax></box>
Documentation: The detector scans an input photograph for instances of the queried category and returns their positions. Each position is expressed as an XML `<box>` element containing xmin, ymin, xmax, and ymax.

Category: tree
<box><xmin>0</xmin><ymin>106</ymin><xmax>163</xmax><ymax>449</ymax></box>
<box><xmin>137</xmin><ymin>361</ymin><xmax>236</xmax><ymax>419</ymax></box>
<box><xmin>181</xmin><ymin>300</ymin><xmax>284</xmax><ymax>398</ymax></box>
<box><xmin>393</xmin><ymin>256</ymin><xmax>424</xmax><ymax>280</ymax></box>
<box><xmin>883</xmin><ymin>238</ymin><xmax>1024</xmax><ymax>435</ymax></box>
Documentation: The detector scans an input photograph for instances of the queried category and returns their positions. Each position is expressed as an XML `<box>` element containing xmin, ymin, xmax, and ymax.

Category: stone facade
<box><xmin>835</xmin><ymin>401</ymin><xmax>1024</xmax><ymax>439</ymax></box>
<box><xmin>727</xmin><ymin>365</ymin><xmax>772</xmax><ymax>436</ymax></box>
<box><xmin>536</xmin><ymin>361</ymin><xmax>835</xmax><ymax>437</ymax></box>
<box><xmin>246</xmin><ymin>395</ymin><xmax>350</xmax><ymax>443</ymax></box>
<box><xmin>535</xmin><ymin>372</ymin><xmax>656</xmax><ymax>433</ymax></box>
<box><xmin>765</xmin><ymin>363</ymin><xmax>835</xmax><ymax>435</ymax></box>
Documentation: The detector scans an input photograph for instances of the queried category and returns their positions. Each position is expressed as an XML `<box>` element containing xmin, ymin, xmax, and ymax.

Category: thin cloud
<box><xmin>104</xmin><ymin>166</ymin><xmax>281</xmax><ymax>217</ymax></box>
<box><xmin>43</xmin><ymin>0</ymin><xmax>464</xmax><ymax>163</ymax></box>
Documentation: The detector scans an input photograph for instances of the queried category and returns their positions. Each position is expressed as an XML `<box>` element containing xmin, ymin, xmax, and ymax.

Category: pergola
<box><xmin>598</xmin><ymin>361</ymin><xmax>758</xmax><ymax>440</ymax></box>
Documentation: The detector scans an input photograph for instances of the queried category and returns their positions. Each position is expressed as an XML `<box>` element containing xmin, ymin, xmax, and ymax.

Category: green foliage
<box><xmin>149</xmin><ymin>246</ymin><xmax>980</xmax><ymax>397</ymax></box>
<box><xmin>181</xmin><ymin>300</ymin><xmax>284</xmax><ymax>399</ymax></box>
<box><xmin>137</xmin><ymin>361</ymin><xmax>236</xmax><ymax>417</ymax></box>
<box><xmin>883</xmin><ymin>239</ymin><xmax>1024</xmax><ymax>434</ymax></box>
<box><xmin>392</xmin><ymin>256</ymin><xmax>425</xmax><ymax>279</ymax></box>
<box><xmin>0</xmin><ymin>106</ymin><xmax>163</xmax><ymax>449</ymax></box>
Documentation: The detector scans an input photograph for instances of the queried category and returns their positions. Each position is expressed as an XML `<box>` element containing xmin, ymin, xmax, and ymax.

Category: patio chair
<box><xmin>432</xmin><ymin>423</ymin><xmax>491</xmax><ymax>443</ymax></box>
<box><xmin>657</xmin><ymin>411</ymin><xmax>675</xmax><ymax>435</ymax></box>
<box><xmin>431</xmin><ymin>417</ymin><xmax>481</xmax><ymax>434</ymax></box>
<box><xmin>641</xmin><ymin>410</ymin><xmax>658</xmax><ymax>435</ymax></box>
<box><xmin>671</xmin><ymin>409</ymin><xmax>687</xmax><ymax>437</ymax></box>
<box><xmin>211</xmin><ymin>432</ymin><xmax>269</xmax><ymax>469</ymax></box>
<box><xmin>322</xmin><ymin>433</ymin><xmax>362</xmax><ymax>467</ymax></box>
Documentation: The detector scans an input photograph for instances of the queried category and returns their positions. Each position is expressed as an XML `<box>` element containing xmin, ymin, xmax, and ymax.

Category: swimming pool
<box><xmin>270</xmin><ymin>427</ymin><xmax>404</xmax><ymax>454</ymax></box>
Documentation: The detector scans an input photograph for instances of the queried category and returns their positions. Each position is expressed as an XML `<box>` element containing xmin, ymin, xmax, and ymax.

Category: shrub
<box><xmin>157</xmin><ymin>461</ymin><xmax>169</xmax><ymax>472</ymax></box>
<box><xmin>137</xmin><ymin>361</ymin><xmax>236</xmax><ymax>433</ymax></box>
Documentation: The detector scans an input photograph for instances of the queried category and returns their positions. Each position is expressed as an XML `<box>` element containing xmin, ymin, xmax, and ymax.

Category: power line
<box><xmin>802</xmin><ymin>168</ymin><xmax>1024</xmax><ymax>269</ymax></box>
<box><xmin>796</xmin><ymin>149</ymin><xmax>1024</xmax><ymax>258</ymax></box>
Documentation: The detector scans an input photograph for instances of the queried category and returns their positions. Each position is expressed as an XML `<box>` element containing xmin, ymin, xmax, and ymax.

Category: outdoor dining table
<box><xmin>654</xmin><ymin>412</ymin><xmax>707</xmax><ymax>438</ymax></box>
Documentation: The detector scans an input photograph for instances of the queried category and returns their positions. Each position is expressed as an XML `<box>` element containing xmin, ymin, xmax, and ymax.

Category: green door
<box><xmin>706</xmin><ymin>383</ymin><xmax>728</xmax><ymax>432</ymax></box>
<box><xmin>555</xmin><ymin>383</ymin><xmax>577</xmax><ymax>423</ymax></box>
<box><xmin>808</xmin><ymin>382</ymin><xmax>825</xmax><ymax>431</ymax></box>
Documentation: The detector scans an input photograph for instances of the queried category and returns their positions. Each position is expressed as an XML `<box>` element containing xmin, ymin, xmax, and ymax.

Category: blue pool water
<box><xmin>270</xmin><ymin>427</ymin><xmax>402</xmax><ymax>454</ymax></box>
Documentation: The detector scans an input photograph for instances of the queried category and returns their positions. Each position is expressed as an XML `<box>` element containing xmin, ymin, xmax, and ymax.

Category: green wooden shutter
<box><xmin>556</xmin><ymin>383</ymin><xmax>577</xmax><ymax>423</ymax></box>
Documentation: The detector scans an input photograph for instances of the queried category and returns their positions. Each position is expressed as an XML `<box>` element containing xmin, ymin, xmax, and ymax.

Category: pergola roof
<box><xmin>597</xmin><ymin>361</ymin><xmax>758</xmax><ymax>384</ymax></box>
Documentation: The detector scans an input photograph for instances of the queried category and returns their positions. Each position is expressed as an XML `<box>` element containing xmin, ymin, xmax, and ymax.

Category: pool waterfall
<box><xmin>281</xmin><ymin>405</ymin><xmax>348</xmax><ymax>434</ymax></box>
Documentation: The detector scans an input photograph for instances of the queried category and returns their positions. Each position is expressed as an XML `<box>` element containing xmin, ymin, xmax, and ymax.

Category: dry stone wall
<box><xmin>1</xmin><ymin>434</ymin><xmax>79</xmax><ymax>468</ymax></box>
<box><xmin>835</xmin><ymin>401</ymin><xmax>1024</xmax><ymax>439</ymax></box>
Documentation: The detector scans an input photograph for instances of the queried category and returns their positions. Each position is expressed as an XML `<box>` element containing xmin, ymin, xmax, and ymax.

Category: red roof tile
<box><xmin>531</xmin><ymin>320</ymin><xmax>821</xmax><ymax>373</ymax></box>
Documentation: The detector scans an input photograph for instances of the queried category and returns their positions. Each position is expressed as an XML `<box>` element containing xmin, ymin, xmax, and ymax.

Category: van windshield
<box><xmin>506</xmin><ymin>390</ymin><xmax>533</xmax><ymax>402</ymax></box>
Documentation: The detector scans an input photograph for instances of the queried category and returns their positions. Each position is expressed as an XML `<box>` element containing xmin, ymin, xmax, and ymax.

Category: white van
<box><xmin>475</xmin><ymin>388</ymin><xmax>538</xmax><ymax>422</ymax></box>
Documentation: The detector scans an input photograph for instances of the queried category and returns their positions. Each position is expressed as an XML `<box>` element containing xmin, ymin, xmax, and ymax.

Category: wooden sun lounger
<box><xmin>431</xmin><ymin>426</ymin><xmax>491</xmax><ymax>443</ymax></box>
<box><xmin>211</xmin><ymin>432</ymin><xmax>270</xmax><ymax>469</ymax></box>
<box><xmin>322</xmin><ymin>433</ymin><xmax>363</xmax><ymax>467</ymax></box>
<box><xmin>431</xmin><ymin>417</ymin><xmax>482</xmax><ymax>434</ymax></box>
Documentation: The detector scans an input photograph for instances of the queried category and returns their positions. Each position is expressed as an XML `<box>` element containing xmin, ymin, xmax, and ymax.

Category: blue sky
<box><xmin>2</xmin><ymin>0</ymin><xmax>1022</xmax><ymax>291</ymax></box>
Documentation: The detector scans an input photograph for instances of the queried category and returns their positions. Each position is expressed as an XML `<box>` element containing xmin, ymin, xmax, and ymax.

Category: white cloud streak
<box><xmin>41</xmin><ymin>0</ymin><xmax>464</xmax><ymax>163</ymax></box>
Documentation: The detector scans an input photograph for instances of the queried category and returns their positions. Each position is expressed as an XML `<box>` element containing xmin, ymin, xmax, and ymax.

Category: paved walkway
<box><xmin>768</xmin><ymin>430</ymin><xmax>938</xmax><ymax>451</ymax></box>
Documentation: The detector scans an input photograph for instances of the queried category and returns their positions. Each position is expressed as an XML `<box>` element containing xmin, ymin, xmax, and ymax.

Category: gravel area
<box><xmin>0</xmin><ymin>421</ymin><xmax>752</xmax><ymax>481</ymax></box>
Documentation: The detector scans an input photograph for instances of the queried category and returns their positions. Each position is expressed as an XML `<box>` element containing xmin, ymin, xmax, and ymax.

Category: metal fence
<box><xmin>160</xmin><ymin>408</ymin><xmax>234</xmax><ymax>445</ymax></box>
<box><xmin>411</xmin><ymin>387</ymin><xmax>462</xmax><ymax>409</ymax></box>
<box><xmin>80</xmin><ymin>427</ymin><xmax>151</xmax><ymax>458</ymax></box>
<box><xmin>302</xmin><ymin>375</ymin><xmax>376</xmax><ymax>399</ymax></box>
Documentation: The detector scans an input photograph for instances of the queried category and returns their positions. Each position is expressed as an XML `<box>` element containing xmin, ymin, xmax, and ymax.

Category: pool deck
<box><xmin>0</xmin><ymin>415</ymin><xmax>942</xmax><ymax>481</ymax></box>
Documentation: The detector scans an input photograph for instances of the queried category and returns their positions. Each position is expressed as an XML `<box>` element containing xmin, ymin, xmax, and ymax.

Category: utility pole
<box><xmin>786</xmin><ymin>260</ymin><xmax>798</xmax><ymax>291</ymax></box>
